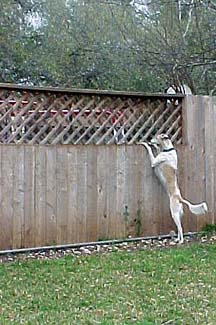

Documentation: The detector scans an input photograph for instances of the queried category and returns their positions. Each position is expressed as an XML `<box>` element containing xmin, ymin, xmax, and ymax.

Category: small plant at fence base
<box><xmin>201</xmin><ymin>224</ymin><xmax>216</xmax><ymax>237</ymax></box>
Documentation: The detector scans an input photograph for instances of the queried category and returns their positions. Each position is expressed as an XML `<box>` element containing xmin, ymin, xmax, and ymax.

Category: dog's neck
<box><xmin>160</xmin><ymin>139</ymin><xmax>175</xmax><ymax>152</ymax></box>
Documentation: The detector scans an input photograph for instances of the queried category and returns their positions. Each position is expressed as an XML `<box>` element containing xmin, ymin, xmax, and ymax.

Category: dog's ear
<box><xmin>161</xmin><ymin>134</ymin><xmax>169</xmax><ymax>140</ymax></box>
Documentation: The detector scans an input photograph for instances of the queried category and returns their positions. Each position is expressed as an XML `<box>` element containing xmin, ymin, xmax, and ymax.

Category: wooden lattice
<box><xmin>0</xmin><ymin>85</ymin><xmax>184</xmax><ymax>145</ymax></box>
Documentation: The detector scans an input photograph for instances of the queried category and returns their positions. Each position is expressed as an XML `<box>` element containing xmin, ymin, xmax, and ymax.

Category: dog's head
<box><xmin>150</xmin><ymin>134</ymin><xmax>172</xmax><ymax>149</ymax></box>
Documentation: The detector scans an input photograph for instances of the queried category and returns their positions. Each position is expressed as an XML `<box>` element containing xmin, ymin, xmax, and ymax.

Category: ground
<box><xmin>0</xmin><ymin>235</ymin><xmax>216</xmax><ymax>324</ymax></box>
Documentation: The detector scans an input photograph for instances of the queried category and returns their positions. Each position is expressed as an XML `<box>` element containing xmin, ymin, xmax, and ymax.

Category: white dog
<box><xmin>140</xmin><ymin>134</ymin><xmax>208</xmax><ymax>243</ymax></box>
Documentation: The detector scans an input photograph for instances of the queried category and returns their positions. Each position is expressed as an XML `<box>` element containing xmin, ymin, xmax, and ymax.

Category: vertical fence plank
<box><xmin>12</xmin><ymin>146</ymin><xmax>25</xmax><ymax>249</ymax></box>
<box><xmin>136</xmin><ymin>145</ymin><xmax>145</xmax><ymax>236</ymax></box>
<box><xmin>107</xmin><ymin>146</ymin><xmax>117</xmax><ymax>239</ymax></box>
<box><xmin>35</xmin><ymin>146</ymin><xmax>47</xmax><ymax>246</ymax></box>
<box><xmin>195</xmin><ymin>97</ymin><xmax>206</xmax><ymax>231</ymax></box>
<box><xmin>204</xmin><ymin>96</ymin><xmax>215</xmax><ymax>226</ymax></box>
<box><xmin>24</xmin><ymin>146</ymin><xmax>35</xmax><ymax>248</ymax></box>
<box><xmin>142</xmin><ymin>149</ymin><xmax>160</xmax><ymax>236</ymax></box>
<box><xmin>97</xmin><ymin>146</ymin><xmax>108</xmax><ymax>241</ymax></box>
<box><xmin>0</xmin><ymin>146</ymin><xmax>14</xmax><ymax>249</ymax></box>
<box><xmin>76</xmin><ymin>146</ymin><xmax>87</xmax><ymax>242</ymax></box>
<box><xmin>177</xmin><ymin>146</ymin><xmax>189</xmax><ymax>233</ymax></box>
<box><xmin>67</xmin><ymin>146</ymin><xmax>78</xmax><ymax>243</ymax></box>
<box><xmin>181</xmin><ymin>97</ymin><xmax>192</xmax><ymax>232</ymax></box>
<box><xmin>116</xmin><ymin>145</ymin><xmax>127</xmax><ymax>238</ymax></box>
<box><xmin>127</xmin><ymin>145</ymin><xmax>147</xmax><ymax>237</ymax></box>
<box><xmin>86</xmin><ymin>146</ymin><xmax>98</xmax><ymax>241</ymax></box>
<box><xmin>46</xmin><ymin>146</ymin><xmax>57</xmax><ymax>246</ymax></box>
<box><xmin>125</xmin><ymin>145</ymin><xmax>136</xmax><ymax>237</ymax></box>
<box><xmin>56</xmin><ymin>146</ymin><xmax>69</xmax><ymax>244</ymax></box>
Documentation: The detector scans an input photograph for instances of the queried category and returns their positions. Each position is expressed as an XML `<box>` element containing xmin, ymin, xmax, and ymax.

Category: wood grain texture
<box><xmin>12</xmin><ymin>145</ymin><xmax>25</xmax><ymax>248</ymax></box>
<box><xmin>23</xmin><ymin>146</ymin><xmax>35</xmax><ymax>247</ymax></box>
<box><xmin>46</xmin><ymin>146</ymin><xmax>57</xmax><ymax>245</ymax></box>
<box><xmin>0</xmin><ymin>95</ymin><xmax>215</xmax><ymax>250</ymax></box>
<box><xmin>56</xmin><ymin>146</ymin><xmax>69</xmax><ymax>244</ymax></box>
<box><xmin>0</xmin><ymin>146</ymin><xmax>14</xmax><ymax>249</ymax></box>
<box><xmin>67</xmin><ymin>146</ymin><xmax>78</xmax><ymax>243</ymax></box>
<box><xmin>35</xmin><ymin>146</ymin><xmax>47</xmax><ymax>246</ymax></box>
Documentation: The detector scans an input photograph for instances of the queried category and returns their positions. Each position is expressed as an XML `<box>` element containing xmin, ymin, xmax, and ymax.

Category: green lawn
<box><xmin>0</xmin><ymin>243</ymin><xmax>216</xmax><ymax>324</ymax></box>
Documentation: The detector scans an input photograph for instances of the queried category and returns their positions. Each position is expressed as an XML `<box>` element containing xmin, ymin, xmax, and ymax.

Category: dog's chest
<box><xmin>154</xmin><ymin>150</ymin><xmax>178</xmax><ymax>194</ymax></box>
<box><xmin>155</xmin><ymin>164</ymin><xmax>177</xmax><ymax>194</ymax></box>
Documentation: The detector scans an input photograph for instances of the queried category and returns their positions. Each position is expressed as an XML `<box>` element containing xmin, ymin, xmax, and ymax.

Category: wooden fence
<box><xmin>0</xmin><ymin>84</ymin><xmax>215</xmax><ymax>250</ymax></box>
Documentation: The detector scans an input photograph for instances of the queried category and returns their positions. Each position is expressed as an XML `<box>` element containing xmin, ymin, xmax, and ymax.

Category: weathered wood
<box><xmin>116</xmin><ymin>145</ymin><xmax>127</xmax><ymax>238</ymax></box>
<box><xmin>35</xmin><ymin>146</ymin><xmax>47</xmax><ymax>246</ymax></box>
<box><xmin>86</xmin><ymin>146</ymin><xmax>98</xmax><ymax>241</ymax></box>
<box><xmin>46</xmin><ymin>146</ymin><xmax>57</xmax><ymax>246</ymax></box>
<box><xmin>97</xmin><ymin>146</ymin><xmax>108</xmax><ymax>240</ymax></box>
<box><xmin>106</xmin><ymin>146</ymin><xmax>117</xmax><ymax>239</ymax></box>
<box><xmin>56</xmin><ymin>146</ymin><xmax>69</xmax><ymax>244</ymax></box>
<box><xmin>141</xmin><ymin>149</ymin><xmax>158</xmax><ymax>236</ymax></box>
<box><xmin>0</xmin><ymin>96</ymin><xmax>214</xmax><ymax>251</ymax></box>
<box><xmin>193</xmin><ymin>97</ymin><xmax>206</xmax><ymax>231</ymax></box>
<box><xmin>204</xmin><ymin>96</ymin><xmax>215</xmax><ymax>225</ymax></box>
<box><xmin>23</xmin><ymin>146</ymin><xmax>35</xmax><ymax>247</ymax></box>
<box><xmin>67</xmin><ymin>146</ymin><xmax>78</xmax><ymax>243</ymax></box>
<box><xmin>76</xmin><ymin>146</ymin><xmax>87</xmax><ymax>242</ymax></box>
<box><xmin>0</xmin><ymin>146</ymin><xmax>14</xmax><ymax>249</ymax></box>
<box><xmin>12</xmin><ymin>146</ymin><xmax>25</xmax><ymax>248</ymax></box>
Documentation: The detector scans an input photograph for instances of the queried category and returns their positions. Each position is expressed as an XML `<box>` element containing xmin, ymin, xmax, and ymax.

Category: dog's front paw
<box><xmin>138</xmin><ymin>141</ymin><xmax>150</xmax><ymax>149</ymax></box>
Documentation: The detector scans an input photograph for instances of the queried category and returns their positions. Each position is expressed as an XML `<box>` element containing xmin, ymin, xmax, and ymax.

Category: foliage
<box><xmin>201</xmin><ymin>223</ymin><xmax>216</xmax><ymax>236</ymax></box>
<box><xmin>1</xmin><ymin>244</ymin><xmax>216</xmax><ymax>323</ymax></box>
<box><xmin>0</xmin><ymin>0</ymin><xmax>215</xmax><ymax>94</ymax></box>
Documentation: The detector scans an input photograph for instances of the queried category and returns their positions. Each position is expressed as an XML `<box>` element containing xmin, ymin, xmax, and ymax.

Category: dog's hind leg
<box><xmin>170</xmin><ymin>197</ymin><xmax>184</xmax><ymax>243</ymax></box>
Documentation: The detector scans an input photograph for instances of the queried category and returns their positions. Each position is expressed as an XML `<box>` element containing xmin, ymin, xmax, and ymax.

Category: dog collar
<box><xmin>162</xmin><ymin>148</ymin><xmax>175</xmax><ymax>152</ymax></box>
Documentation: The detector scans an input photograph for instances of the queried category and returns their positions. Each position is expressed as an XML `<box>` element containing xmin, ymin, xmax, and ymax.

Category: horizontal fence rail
<box><xmin>0</xmin><ymin>84</ymin><xmax>183</xmax><ymax>145</ymax></box>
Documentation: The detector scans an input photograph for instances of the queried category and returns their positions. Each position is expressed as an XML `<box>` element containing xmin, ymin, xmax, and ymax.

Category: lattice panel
<box><xmin>0</xmin><ymin>87</ymin><xmax>183</xmax><ymax>145</ymax></box>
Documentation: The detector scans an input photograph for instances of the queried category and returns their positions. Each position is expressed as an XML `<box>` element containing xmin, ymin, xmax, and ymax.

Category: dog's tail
<box><xmin>180</xmin><ymin>197</ymin><xmax>208</xmax><ymax>215</ymax></box>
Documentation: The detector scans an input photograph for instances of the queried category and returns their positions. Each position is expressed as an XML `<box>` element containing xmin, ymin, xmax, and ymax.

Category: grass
<box><xmin>0</xmin><ymin>243</ymin><xmax>216</xmax><ymax>324</ymax></box>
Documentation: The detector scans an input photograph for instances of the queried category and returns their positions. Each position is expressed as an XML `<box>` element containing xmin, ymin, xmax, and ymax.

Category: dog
<box><xmin>140</xmin><ymin>134</ymin><xmax>208</xmax><ymax>243</ymax></box>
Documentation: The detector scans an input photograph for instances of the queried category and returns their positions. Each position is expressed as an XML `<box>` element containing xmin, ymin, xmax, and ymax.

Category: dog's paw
<box><xmin>138</xmin><ymin>141</ymin><xmax>149</xmax><ymax>148</ymax></box>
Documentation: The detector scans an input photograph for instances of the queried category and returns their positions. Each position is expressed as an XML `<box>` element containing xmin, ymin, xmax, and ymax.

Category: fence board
<box><xmin>97</xmin><ymin>146</ymin><xmax>108</xmax><ymax>240</ymax></box>
<box><xmin>35</xmin><ymin>146</ymin><xmax>47</xmax><ymax>246</ymax></box>
<box><xmin>141</xmin><ymin>149</ymin><xmax>158</xmax><ymax>236</ymax></box>
<box><xmin>76</xmin><ymin>146</ymin><xmax>87</xmax><ymax>242</ymax></box>
<box><xmin>12</xmin><ymin>146</ymin><xmax>25</xmax><ymax>248</ymax></box>
<box><xmin>116</xmin><ymin>145</ymin><xmax>127</xmax><ymax>238</ymax></box>
<box><xmin>56</xmin><ymin>146</ymin><xmax>69</xmax><ymax>244</ymax></box>
<box><xmin>0</xmin><ymin>146</ymin><xmax>14</xmax><ymax>249</ymax></box>
<box><xmin>46</xmin><ymin>146</ymin><xmax>57</xmax><ymax>246</ymax></box>
<box><xmin>195</xmin><ymin>97</ymin><xmax>206</xmax><ymax>230</ymax></box>
<box><xmin>24</xmin><ymin>146</ymin><xmax>35</xmax><ymax>247</ymax></box>
<box><xmin>107</xmin><ymin>146</ymin><xmax>117</xmax><ymax>239</ymax></box>
<box><xmin>204</xmin><ymin>96</ymin><xmax>215</xmax><ymax>225</ymax></box>
<box><xmin>67</xmin><ymin>146</ymin><xmax>78</xmax><ymax>243</ymax></box>
<box><xmin>86</xmin><ymin>146</ymin><xmax>98</xmax><ymax>241</ymax></box>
